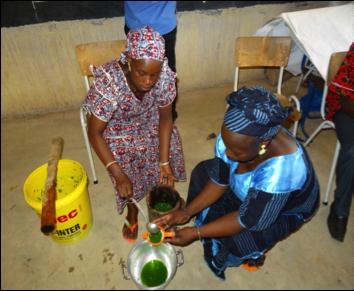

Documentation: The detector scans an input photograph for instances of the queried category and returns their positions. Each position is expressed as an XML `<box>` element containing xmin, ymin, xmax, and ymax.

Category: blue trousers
<box><xmin>332</xmin><ymin>110</ymin><xmax>354</xmax><ymax>217</ymax></box>
<box><xmin>186</xmin><ymin>160</ymin><xmax>306</xmax><ymax>279</ymax></box>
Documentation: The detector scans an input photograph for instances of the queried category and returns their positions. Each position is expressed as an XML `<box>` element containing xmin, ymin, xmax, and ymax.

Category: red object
<box><xmin>326</xmin><ymin>43</ymin><xmax>354</xmax><ymax>120</ymax></box>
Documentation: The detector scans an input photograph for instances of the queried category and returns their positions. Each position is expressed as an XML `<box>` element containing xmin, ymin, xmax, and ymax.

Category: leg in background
<box><xmin>327</xmin><ymin>110</ymin><xmax>354</xmax><ymax>241</ymax></box>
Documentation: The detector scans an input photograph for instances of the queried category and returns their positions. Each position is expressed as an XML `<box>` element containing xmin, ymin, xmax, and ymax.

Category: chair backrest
<box><xmin>75</xmin><ymin>40</ymin><xmax>126</xmax><ymax>90</ymax></box>
<box><xmin>235</xmin><ymin>36</ymin><xmax>292</xmax><ymax>67</ymax></box>
<box><xmin>234</xmin><ymin>36</ymin><xmax>292</xmax><ymax>94</ymax></box>
<box><xmin>319</xmin><ymin>51</ymin><xmax>347</xmax><ymax>118</ymax></box>
<box><xmin>327</xmin><ymin>51</ymin><xmax>347</xmax><ymax>84</ymax></box>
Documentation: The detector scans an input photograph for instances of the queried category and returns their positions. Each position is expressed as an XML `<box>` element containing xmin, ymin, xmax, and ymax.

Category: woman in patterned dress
<box><xmin>154</xmin><ymin>86</ymin><xmax>319</xmax><ymax>279</ymax></box>
<box><xmin>84</xmin><ymin>26</ymin><xmax>186</xmax><ymax>241</ymax></box>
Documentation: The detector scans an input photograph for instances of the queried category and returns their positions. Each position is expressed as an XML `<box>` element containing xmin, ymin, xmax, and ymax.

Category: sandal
<box><xmin>240</xmin><ymin>262</ymin><xmax>259</xmax><ymax>272</ymax></box>
<box><xmin>122</xmin><ymin>218</ymin><xmax>138</xmax><ymax>243</ymax></box>
<box><xmin>240</xmin><ymin>255</ymin><xmax>266</xmax><ymax>272</ymax></box>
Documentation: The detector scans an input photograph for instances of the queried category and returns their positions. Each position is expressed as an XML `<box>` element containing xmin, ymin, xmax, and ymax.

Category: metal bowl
<box><xmin>127</xmin><ymin>240</ymin><xmax>183</xmax><ymax>290</ymax></box>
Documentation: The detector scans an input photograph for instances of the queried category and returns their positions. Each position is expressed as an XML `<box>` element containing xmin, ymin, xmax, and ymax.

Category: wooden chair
<box><xmin>303</xmin><ymin>51</ymin><xmax>347</xmax><ymax>205</ymax></box>
<box><xmin>75</xmin><ymin>40</ymin><xmax>126</xmax><ymax>183</ymax></box>
<box><xmin>233</xmin><ymin>36</ymin><xmax>301</xmax><ymax>136</ymax></box>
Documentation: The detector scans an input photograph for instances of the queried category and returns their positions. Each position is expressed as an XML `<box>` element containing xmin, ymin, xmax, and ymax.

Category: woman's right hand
<box><xmin>153</xmin><ymin>208</ymin><xmax>191</xmax><ymax>230</ymax></box>
<box><xmin>114</xmin><ymin>172</ymin><xmax>133</xmax><ymax>199</ymax></box>
<box><xmin>163</xmin><ymin>227</ymin><xmax>199</xmax><ymax>247</ymax></box>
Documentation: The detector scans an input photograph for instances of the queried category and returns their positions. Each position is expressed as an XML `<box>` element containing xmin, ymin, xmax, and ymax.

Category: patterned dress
<box><xmin>325</xmin><ymin>42</ymin><xmax>354</xmax><ymax>120</ymax></box>
<box><xmin>188</xmin><ymin>130</ymin><xmax>319</xmax><ymax>279</ymax></box>
<box><xmin>84</xmin><ymin>58</ymin><xmax>186</xmax><ymax>214</ymax></box>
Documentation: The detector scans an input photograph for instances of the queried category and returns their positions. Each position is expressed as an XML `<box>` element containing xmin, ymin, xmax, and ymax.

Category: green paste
<box><xmin>149</xmin><ymin>231</ymin><xmax>163</xmax><ymax>244</ymax></box>
<box><xmin>140</xmin><ymin>260</ymin><xmax>168</xmax><ymax>287</ymax></box>
<box><xmin>153</xmin><ymin>202</ymin><xmax>173</xmax><ymax>212</ymax></box>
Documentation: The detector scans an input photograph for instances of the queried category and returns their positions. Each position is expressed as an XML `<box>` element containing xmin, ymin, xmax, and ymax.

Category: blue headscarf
<box><xmin>224</xmin><ymin>86</ymin><xmax>289</xmax><ymax>140</ymax></box>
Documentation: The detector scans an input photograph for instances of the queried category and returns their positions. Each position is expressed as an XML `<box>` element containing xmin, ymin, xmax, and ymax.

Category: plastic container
<box><xmin>23</xmin><ymin>159</ymin><xmax>93</xmax><ymax>244</ymax></box>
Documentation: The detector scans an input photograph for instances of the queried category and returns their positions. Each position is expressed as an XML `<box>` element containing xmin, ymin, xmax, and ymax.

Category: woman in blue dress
<box><xmin>154</xmin><ymin>86</ymin><xmax>320</xmax><ymax>279</ymax></box>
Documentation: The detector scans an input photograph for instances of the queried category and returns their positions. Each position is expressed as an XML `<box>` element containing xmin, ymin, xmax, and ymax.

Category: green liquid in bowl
<box><xmin>153</xmin><ymin>202</ymin><xmax>173</xmax><ymax>212</ymax></box>
<box><xmin>140</xmin><ymin>260</ymin><xmax>168</xmax><ymax>287</ymax></box>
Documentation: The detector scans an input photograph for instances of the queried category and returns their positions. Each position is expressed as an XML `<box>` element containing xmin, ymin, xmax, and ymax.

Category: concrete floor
<box><xmin>2</xmin><ymin>78</ymin><xmax>353</xmax><ymax>290</ymax></box>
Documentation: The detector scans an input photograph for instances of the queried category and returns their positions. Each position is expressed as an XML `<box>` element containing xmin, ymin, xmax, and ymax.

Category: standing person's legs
<box><xmin>162</xmin><ymin>27</ymin><xmax>178</xmax><ymax>121</ymax></box>
<box><xmin>124</xmin><ymin>24</ymin><xmax>130</xmax><ymax>36</ymax></box>
<box><xmin>327</xmin><ymin>110</ymin><xmax>354</xmax><ymax>241</ymax></box>
<box><xmin>162</xmin><ymin>27</ymin><xmax>177</xmax><ymax>72</ymax></box>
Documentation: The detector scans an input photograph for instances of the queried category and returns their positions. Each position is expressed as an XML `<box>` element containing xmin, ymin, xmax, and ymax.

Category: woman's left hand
<box><xmin>153</xmin><ymin>208</ymin><xmax>190</xmax><ymax>229</ymax></box>
<box><xmin>159</xmin><ymin>164</ymin><xmax>176</xmax><ymax>187</ymax></box>
<box><xmin>163</xmin><ymin>226</ymin><xmax>198</xmax><ymax>247</ymax></box>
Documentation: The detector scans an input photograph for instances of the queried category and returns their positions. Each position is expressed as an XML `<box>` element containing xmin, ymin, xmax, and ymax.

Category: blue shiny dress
<box><xmin>187</xmin><ymin>131</ymin><xmax>319</xmax><ymax>279</ymax></box>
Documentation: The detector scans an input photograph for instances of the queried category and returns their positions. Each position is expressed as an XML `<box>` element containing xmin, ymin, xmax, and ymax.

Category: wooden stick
<box><xmin>41</xmin><ymin>137</ymin><xmax>64</xmax><ymax>235</ymax></box>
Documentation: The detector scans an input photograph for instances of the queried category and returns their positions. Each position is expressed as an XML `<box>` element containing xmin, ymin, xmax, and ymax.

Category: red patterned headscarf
<box><xmin>122</xmin><ymin>26</ymin><xmax>165</xmax><ymax>62</ymax></box>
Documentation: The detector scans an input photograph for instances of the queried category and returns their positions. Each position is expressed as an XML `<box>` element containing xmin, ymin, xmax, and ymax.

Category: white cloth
<box><xmin>255</xmin><ymin>3</ymin><xmax>354</xmax><ymax>80</ymax></box>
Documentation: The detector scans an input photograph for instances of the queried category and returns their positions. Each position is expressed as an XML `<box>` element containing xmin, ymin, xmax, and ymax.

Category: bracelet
<box><xmin>105</xmin><ymin>160</ymin><xmax>118</xmax><ymax>169</ymax></box>
<box><xmin>159</xmin><ymin>161</ymin><xmax>169</xmax><ymax>166</ymax></box>
<box><xmin>196</xmin><ymin>226</ymin><xmax>202</xmax><ymax>241</ymax></box>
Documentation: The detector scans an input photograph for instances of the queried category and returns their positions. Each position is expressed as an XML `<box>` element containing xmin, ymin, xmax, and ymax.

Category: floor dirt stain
<box><xmin>107</xmin><ymin>252</ymin><xmax>115</xmax><ymax>261</ymax></box>
<box><xmin>48</xmin><ymin>269</ymin><xmax>56</xmax><ymax>277</ymax></box>
<box><xmin>119</xmin><ymin>258</ymin><xmax>130</xmax><ymax>280</ymax></box>
<box><xmin>9</xmin><ymin>185</ymin><xmax>18</xmax><ymax>191</ymax></box>
<box><xmin>68</xmin><ymin>267</ymin><xmax>75</xmax><ymax>273</ymax></box>
<box><xmin>78</xmin><ymin>254</ymin><xmax>83</xmax><ymax>261</ymax></box>
<box><xmin>104</xmin><ymin>272</ymin><xmax>111</xmax><ymax>285</ymax></box>
<box><xmin>103</xmin><ymin>249</ymin><xmax>114</xmax><ymax>264</ymax></box>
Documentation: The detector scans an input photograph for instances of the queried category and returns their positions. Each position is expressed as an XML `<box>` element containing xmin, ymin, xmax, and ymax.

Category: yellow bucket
<box><xmin>23</xmin><ymin>159</ymin><xmax>93</xmax><ymax>244</ymax></box>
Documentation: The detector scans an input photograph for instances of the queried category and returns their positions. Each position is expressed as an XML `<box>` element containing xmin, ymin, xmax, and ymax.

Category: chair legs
<box><xmin>80</xmin><ymin>106</ymin><xmax>98</xmax><ymax>184</ymax></box>
<box><xmin>295</xmin><ymin>73</ymin><xmax>304</xmax><ymax>95</ymax></box>
<box><xmin>303</xmin><ymin>120</ymin><xmax>339</xmax><ymax>205</ymax></box>
<box><xmin>323</xmin><ymin>141</ymin><xmax>340</xmax><ymax>205</ymax></box>
<box><xmin>303</xmin><ymin>120</ymin><xmax>334</xmax><ymax>147</ymax></box>
<box><xmin>288</xmin><ymin>94</ymin><xmax>300</xmax><ymax>136</ymax></box>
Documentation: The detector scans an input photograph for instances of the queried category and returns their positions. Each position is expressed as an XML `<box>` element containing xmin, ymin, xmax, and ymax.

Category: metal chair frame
<box><xmin>303</xmin><ymin>51</ymin><xmax>347</xmax><ymax>205</ymax></box>
<box><xmin>75</xmin><ymin>40</ymin><xmax>126</xmax><ymax>183</ymax></box>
